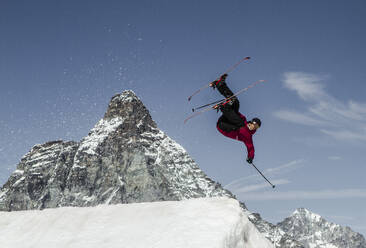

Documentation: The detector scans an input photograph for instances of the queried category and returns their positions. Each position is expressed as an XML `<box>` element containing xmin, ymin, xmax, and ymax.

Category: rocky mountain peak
<box><xmin>0</xmin><ymin>89</ymin><xmax>234</xmax><ymax>211</ymax></box>
<box><xmin>278</xmin><ymin>208</ymin><xmax>366</xmax><ymax>248</ymax></box>
<box><xmin>103</xmin><ymin>90</ymin><xmax>156</xmax><ymax>128</ymax></box>
<box><xmin>292</xmin><ymin>208</ymin><xmax>323</xmax><ymax>223</ymax></box>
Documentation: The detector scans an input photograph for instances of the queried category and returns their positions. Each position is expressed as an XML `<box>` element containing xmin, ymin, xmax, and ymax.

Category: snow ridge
<box><xmin>0</xmin><ymin>197</ymin><xmax>273</xmax><ymax>248</ymax></box>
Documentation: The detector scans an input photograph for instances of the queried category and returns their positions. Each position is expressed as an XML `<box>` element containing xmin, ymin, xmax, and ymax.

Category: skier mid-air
<box><xmin>185</xmin><ymin>56</ymin><xmax>274</xmax><ymax>188</ymax></box>
<box><xmin>210</xmin><ymin>74</ymin><xmax>261</xmax><ymax>165</ymax></box>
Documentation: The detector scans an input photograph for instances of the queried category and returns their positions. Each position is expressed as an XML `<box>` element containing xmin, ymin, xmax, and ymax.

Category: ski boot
<box><xmin>210</xmin><ymin>74</ymin><xmax>228</xmax><ymax>90</ymax></box>
<box><xmin>212</xmin><ymin>97</ymin><xmax>237</xmax><ymax>113</ymax></box>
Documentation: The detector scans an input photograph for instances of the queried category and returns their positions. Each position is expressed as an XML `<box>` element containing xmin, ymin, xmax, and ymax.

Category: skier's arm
<box><xmin>244</xmin><ymin>138</ymin><xmax>255</xmax><ymax>160</ymax></box>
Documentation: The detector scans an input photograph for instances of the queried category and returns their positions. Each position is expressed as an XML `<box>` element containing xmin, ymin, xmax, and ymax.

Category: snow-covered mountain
<box><xmin>0</xmin><ymin>197</ymin><xmax>274</xmax><ymax>248</ymax></box>
<box><xmin>247</xmin><ymin>211</ymin><xmax>304</xmax><ymax>248</ymax></box>
<box><xmin>0</xmin><ymin>91</ymin><xmax>234</xmax><ymax>211</ymax></box>
<box><xmin>277</xmin><ymin>208</ymin><xmax>366</xmax><ymax>248</ymax></box>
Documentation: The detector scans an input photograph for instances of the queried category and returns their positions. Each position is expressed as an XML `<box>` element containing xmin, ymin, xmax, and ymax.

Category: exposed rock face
<box><xmin>0</xmin><ymin>141</ymin><xmax>78</xmax><ymax>210</ymax></box>
<box><xmin>247</xmin><ymin>212</ymin><xmax>305</xmax><ymax>248</ymax></box>
<box><xmin>277</xmin><ymin>208</ymin><xmax>366</xmax><ymax>248</ymax></box>
<box><xmin>0</xmin><ymin>91</ymin><xmax>234</xmax><ymax>210</ymax></box>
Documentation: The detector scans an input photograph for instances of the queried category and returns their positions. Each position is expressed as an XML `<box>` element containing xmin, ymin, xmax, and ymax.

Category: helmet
<box><xmin>251</xmin><ymin>118</ymin><xmax>261</xmax><ymax>127</ymax></box>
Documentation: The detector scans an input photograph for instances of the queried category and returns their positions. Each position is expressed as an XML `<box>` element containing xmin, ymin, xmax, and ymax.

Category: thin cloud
<box><xmin>349</xmin><ymin>225</ymin><xmax>366</xmax><ymax>232</ymax></box>
<box><xmin>321</xmin><ymin>129</ymin><xmax>366</xmax><ymax>141</ymax></box>
<box><xmin>239</xmin><ymin>188</ymin><xmax>366</xmax><ymax>201</ymax></box>
<box><xmin>325</xmin><ymin>215</ymin><xmax>354</xmax><ymax>222</ymax></box>
<box><xmin>273</xmin><ymin>110</ymin><xmax>327</xmax><ymax>126</ymax></box>
<box><xmin>349</xmin><ymin>101</ymin><xmax>366</xmax><ymax>116</ymax></box>
<box><xmin>224</xmin><ymin>159</ymin><xmax>304</xmax><ymax>190</ymax></box>
<box><xmin>274</xmin><ymin>72</ymin><xmax>366</xmax><ymax>142</ymax></box>
<box><xmin>328</xmin><ymin>156</ymin><xmax>341</xmax><ymax>160</ymax></box>
<box><xmin>265</xmin><ymin>159</ymin><xmax>304</xmax><ymax>174</ymax></box>
<box><xmin>234</xmin><ymin>179</ymin><xmax>290</xmax><ymax>193</ymax></box>
<box><xmin>282</xmin><ymin>72</ymin><xmax>327</xmax><ymax>101</ymax></box>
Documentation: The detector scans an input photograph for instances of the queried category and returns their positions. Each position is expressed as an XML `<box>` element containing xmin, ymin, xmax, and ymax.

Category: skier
<box><xmin>210</xmin><ymin>74</ymin><xmax>261</xmax><ymax>164</ymax></box>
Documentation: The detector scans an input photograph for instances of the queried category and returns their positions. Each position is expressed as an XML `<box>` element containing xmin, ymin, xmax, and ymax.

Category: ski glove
<box><xmin>246</xmin><ymin>157</ymin><xmax>253</xmax><ymax>164</ymax></box>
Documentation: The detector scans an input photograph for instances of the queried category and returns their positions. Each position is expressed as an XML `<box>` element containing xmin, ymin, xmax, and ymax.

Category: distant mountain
<box><xmin>247</xmin><ymin>211</ymin><xmax>304</xmax><ymax>248</ymax></box>
<box><xmin>277</xmin><ymin>208</ymin><xmax>366</xmax><ymax>248</ymax></box>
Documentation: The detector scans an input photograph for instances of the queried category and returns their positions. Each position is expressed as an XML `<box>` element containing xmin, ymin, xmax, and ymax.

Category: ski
<box><xmin>184</xmin><ymin>79</ymin><xmax>266</xmax><ymax>124</ymax></box>
<box><xmin>187</xmin><ymin>56</ymin><xmax>251</xmax><ymax>101</ymax></box>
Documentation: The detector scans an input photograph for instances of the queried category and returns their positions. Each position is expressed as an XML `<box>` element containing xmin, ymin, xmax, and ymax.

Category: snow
<box><xmin>77</xmin><ymin>117</ymin><xmax>125</xmax><ymax>155</ymax></box>
<box><xmin>21</xmin><ymin>142</ymin><xmax>60</xmax><ymax>160</ymax></box>
<box><xmin>114</xmin><ymin>90</ymin><xmax>139</xmax><ymax>103</ymax></box>
<box><xmin>12</xmin><ymin>176</ymin><xmax>25</xmax><ymax>187</ymax></box>
<box><xmin>308</xmin><ymin>242</ymin><xmax>338</xmax><ymax>248</ymax></box>
<box><xmin>0</xmin><ymin>189</ymin><xmax>7</xmax><ymax>200</ymax></box>
<box><xmin>0</xmin><ymin>197</ymin><xmax>273</xmax><ymax>248</ymax></box>
<box><xmin>13</xmin><ymin>170</ymin><xmax>24</xmax><ymax>175</ymax></box>
<box><xmin>294</xmin><ymin>208</ymin><xmax>323</xmax><ymax>223</ymax></box>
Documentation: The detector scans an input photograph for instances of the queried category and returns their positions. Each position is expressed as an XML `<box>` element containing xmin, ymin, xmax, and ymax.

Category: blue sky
<box><xmin>1</xmin><ymin>0</ymin><xmax>366</xmax><ymax>236</ymax></box>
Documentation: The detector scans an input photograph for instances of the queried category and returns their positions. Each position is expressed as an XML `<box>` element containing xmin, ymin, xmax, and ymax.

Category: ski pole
<box><xmin>251</xmin><ymin>162</ymin><xmax>276</xmax><ymax>188</ymax></box>
<box><xmin>192</xmin><ymin>98</ymin><xmax>224</xmax><ymax>112</ymax></box>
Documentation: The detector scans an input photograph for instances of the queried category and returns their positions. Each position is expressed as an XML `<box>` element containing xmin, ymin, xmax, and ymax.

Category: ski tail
<box><xmin>188</xmin><ymin>85</ymin><xmax>211</xmax><ymax>101</ymax></box>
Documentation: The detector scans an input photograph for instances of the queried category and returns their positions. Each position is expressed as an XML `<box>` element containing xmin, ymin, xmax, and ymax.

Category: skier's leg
<box><xmin>231</xmin><ymin>98</ymin><xmax>240</xmax><ymax>113</ymax></box>
<box><xmin>213</xmin><ymin>75</ymin><xmax>241</xmax><ymax>113</ymax></box>
<box><xmin>212</xmin><ymin>75</ymin><xmax>234</xmax><ymax>98</ymax></box>
<box><xmin>213</xmin><ymin>75</ymin><xmax>244</xmax><ymax>130</ymax></box>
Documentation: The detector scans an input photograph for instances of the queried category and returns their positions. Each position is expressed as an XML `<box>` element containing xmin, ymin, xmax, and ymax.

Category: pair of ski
<box><xmin>184</xmin><ymin>56</ymin><xmax>266</xmax><ymax>124</ymax></box>
<box><xmin>184</xmin><ymin>79</ymin><xmax>266</xmax><ymax>124</ymax></box>
<box><xmin>184</xmin><ymin>56</ymin><xmax>252</xmax><ymax>124</ymax></box>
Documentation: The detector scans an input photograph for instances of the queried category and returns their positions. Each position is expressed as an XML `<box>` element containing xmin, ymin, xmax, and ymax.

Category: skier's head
<box><xmin>248</xmin><ymin>118</ymin><xmax>261</xmax><ymax>131</ymax></box>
